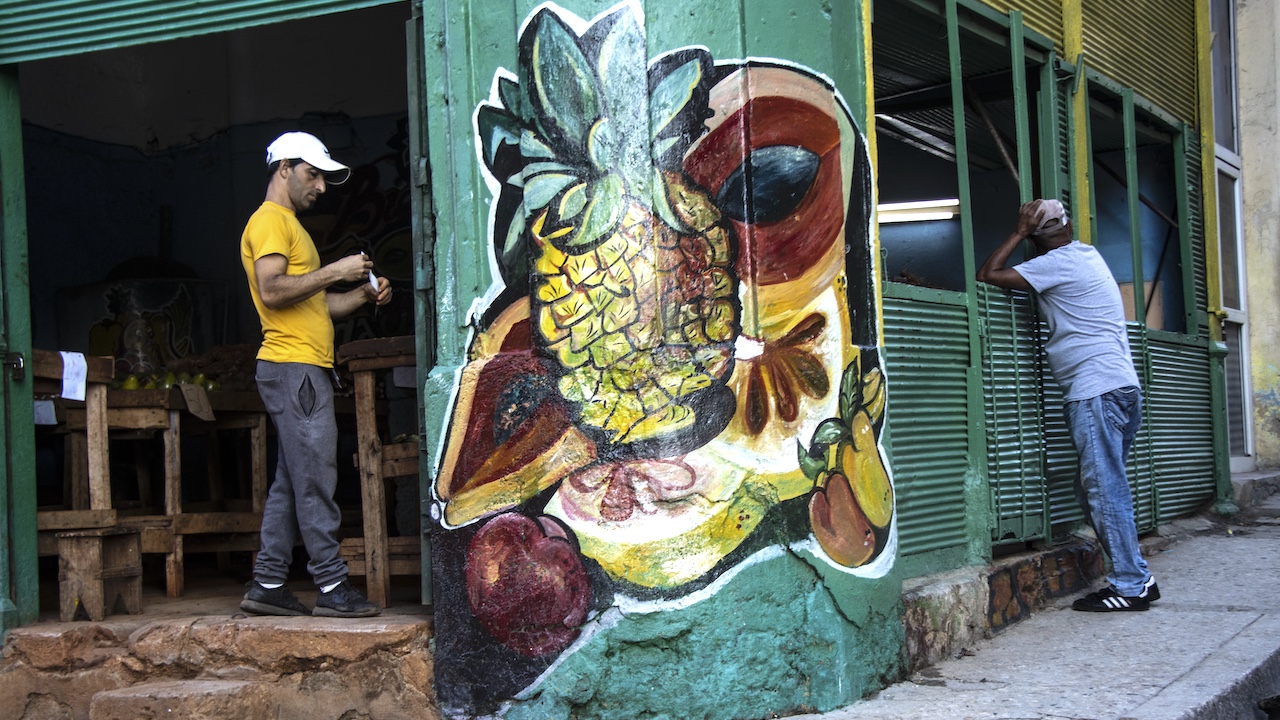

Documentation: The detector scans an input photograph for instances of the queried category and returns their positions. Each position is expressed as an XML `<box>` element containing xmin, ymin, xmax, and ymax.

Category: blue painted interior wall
<box><xmin>22</xmin><ymin>113</ymin><xmax>408</xmax><ymax>353</ymax></box>
<box><xmin>877</xmin><ymin>131</ymin><xmax>1185</xmax><ymax>329</ymax></box>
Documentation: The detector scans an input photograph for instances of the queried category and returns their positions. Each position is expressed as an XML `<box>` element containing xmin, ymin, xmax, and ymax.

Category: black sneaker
<box><xmin>240</xmin><ymin>581</ymin><xmax>310</xmax><ymax>616</ymax></box>
<box><xmin>1072</xmin><ymin>585</ymin><xmax>1152</xmax><ymax>612</ymax></box>
<box><xmin>1139</xmin><ymin>575</ymin><xmax>1161</xmax><ymax>603</ymax></box>
<box><xmin>313</xmin><ymin>580</ymin><xmax>380</xmax><ymax>618</ymax></box>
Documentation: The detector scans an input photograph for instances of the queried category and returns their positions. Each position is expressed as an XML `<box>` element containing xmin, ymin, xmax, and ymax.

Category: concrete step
<box><xmin>3</xmin><ymin>614</ymin><xmax>436</xmax><ymax>720</ymax></box>
<box><xmin>89</xmin><ymin>680</ymin><xmax>272</xmax><ymax>720</ymax></box>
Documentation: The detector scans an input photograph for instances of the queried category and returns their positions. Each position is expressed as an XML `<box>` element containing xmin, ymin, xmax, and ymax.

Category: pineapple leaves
<box><xmin>520</xmin><ymin>130</ymin><xmax>556</xmax><ymax>160</ymax></box>
<box><xmin>523</xmin><ymin>172</ymin><xmax>579</xmax><ymax>211</ymax></box>
<box><xmin>476</xmin><ymin>106</ymin><xmax>521</xmax><ymax>171</ymax></box>
<box><xmin>567</xmin><ymin>174</ymin><xmax>624</xmax><ymax>249</ymax></box>
<box><xmin>484</xmin><ymin>7</ymin><xmax>720</xmax><ymax>267</ymax></box>
<box><xmin>530</xmin><ymin>11</ymin><xmax>602</xmax><ymax>157</ymax></box>
<box><xmin>649</xmin><ymin>59</ymin><xmax>702</xmax><ymax>146</ymax></box>
<box><xmin>594</xmin><ymin>8</ymin><xmax>648</xmax><ymax>187</ymax></box>
<box><xmin>498</xmin><ymin>76</ymin><xmax>530</xmax><ymax>125</ymax></box>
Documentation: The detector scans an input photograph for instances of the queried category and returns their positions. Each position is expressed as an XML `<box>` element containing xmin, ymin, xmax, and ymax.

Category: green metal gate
<box><xmin>979</xmin><ymin>284</ymin><xmax>1045</xmax><ymax>543</ymax></box>
<box><xmin>883</xmin><ymin>287</ymin><xmax>974</xmax><ymax>562</ymax></box>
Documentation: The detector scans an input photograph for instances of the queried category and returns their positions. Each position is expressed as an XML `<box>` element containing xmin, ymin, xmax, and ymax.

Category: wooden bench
<box><xmin>336</xmin><ymin>335</ymin><xmax>421</xmax><ymax>608</ymax></box>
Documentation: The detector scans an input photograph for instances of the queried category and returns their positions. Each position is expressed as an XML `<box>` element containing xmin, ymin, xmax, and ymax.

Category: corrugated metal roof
<box><xmin>1081</xmin><ymin>0</ymin><xmax>1198</xmax><ymax>124</ymax></box>
<box><xmin>0</xmin><ymin>0</ymin><xmax>400</xmax><ymax>65</ymax></box>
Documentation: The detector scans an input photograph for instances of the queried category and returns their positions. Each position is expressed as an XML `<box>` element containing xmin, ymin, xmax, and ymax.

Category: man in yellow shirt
<box><xmin>239</xmin><ymin>132</ymin><xmax>391</xmax><ymax>617</ymax></box>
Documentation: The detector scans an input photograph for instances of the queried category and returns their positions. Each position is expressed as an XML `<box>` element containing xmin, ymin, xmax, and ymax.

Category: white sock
<box><xmin>321</xmin><ymin>581</ymin><xmax>341</xmax><ymax>593</ymax></box>
<box><xmin>259</xmin><ymin>582</ymin><xmax>283</xmax><ymax>589</ymax></box>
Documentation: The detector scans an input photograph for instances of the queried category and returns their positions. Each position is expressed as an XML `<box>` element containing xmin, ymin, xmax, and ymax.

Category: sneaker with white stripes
<box><xmin>1072</xmin><ymin>577</ymin><xmax>1160</xmax><ymax>612</ymax></box>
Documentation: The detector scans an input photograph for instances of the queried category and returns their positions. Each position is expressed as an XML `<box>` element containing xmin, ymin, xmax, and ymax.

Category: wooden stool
<box><xmin>57</xmin><ymin>527</ymin><xmax>142</xmax><ymax>621</ymax></box>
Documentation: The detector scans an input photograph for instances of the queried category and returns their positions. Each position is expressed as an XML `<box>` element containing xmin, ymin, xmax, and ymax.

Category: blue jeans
<box><xmin>1064</xmin><ymin>386</ymin><xmax>1150</xmax><ymax>596</ymax></box>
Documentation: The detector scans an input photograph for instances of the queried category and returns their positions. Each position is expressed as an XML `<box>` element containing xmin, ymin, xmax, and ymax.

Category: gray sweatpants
<box><xmin>253</xmin><ymin>360</ymin><xmax>348</xmax><ymax>587</ymax></box>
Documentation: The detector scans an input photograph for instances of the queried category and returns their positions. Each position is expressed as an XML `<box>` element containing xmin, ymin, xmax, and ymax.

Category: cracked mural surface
<box><xmin>430</xmin><ymin>3</ymin><xmax>896</xmax><ymax>715</ymax></box>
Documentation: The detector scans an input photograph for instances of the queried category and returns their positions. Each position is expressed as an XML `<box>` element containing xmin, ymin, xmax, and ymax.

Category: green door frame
<box><xmin>0</xmin><ymin>65</ymin><xmax>38</xmax><ymax>635</ymax></box>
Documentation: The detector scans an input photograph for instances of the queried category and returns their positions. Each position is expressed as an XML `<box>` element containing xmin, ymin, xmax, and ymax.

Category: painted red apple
<box><xmin>465</xmin><ymin>512</ymin><xmax>592</xmax><ymax>657</ymax></box>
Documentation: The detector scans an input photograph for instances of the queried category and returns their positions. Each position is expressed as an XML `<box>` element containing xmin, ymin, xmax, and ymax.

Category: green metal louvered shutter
<box><xmin>979</xmin><ymin>285</ymin><xmax>1046</xmax><ymax>543</ymax></box>
<box><xmin>1147</xmin><ymin>334</ymin><xmax>1216</xmax><ymax>519</ymax></box>
<box><xmin>1127</xmin><ymin>325</ymin><xmax>1158</xmax><ymax>532</ymax></box>
<box><xmin>883</xmin><ymin>290</ymin><xmax>972</xmax><ymax>557</ymax></box>
<box><xmin>0</xmin><ymin>1</ymin><xmax>401</xmax><ymax>65</ymax></box>
<box><xmin>1041</xmin><ymin>349</ymin><xmax>1082</xmax><ymax>530</ymax></box>
<box><xmin>1185</xmin><ymin>133</ymin><xmax>1210</xmax><ymax>334</ymax></box>
<box><xmin>1080</xmin><ymin>0</ymin><xmax>1197</xmax><ymax>124</ymax></box>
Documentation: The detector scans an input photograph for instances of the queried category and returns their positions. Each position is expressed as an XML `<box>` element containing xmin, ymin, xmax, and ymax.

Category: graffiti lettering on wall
<box><xmin>431</xmin><ymin>3</ymin><xmax>895</xmax><ymax>712</ymax></box>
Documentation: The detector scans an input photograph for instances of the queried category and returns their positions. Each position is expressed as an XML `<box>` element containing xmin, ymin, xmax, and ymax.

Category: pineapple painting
<box><xmin>430</xmin><ymin>3</ymin><xmax>895</xmax><ymax>710</ymax></box>
<box><xmin>476</xmin><ymin>7</ymin><xmax>740</xmax><ymax>456</ymax></box>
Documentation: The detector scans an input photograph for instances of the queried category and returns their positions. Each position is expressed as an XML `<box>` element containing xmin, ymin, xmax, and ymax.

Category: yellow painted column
<box><xmin>864</xmin><ymin>0</ymin><xmax>883</xmax><ymax>333</ymax></box>
<box><xmin>1195</xmin><ymin>0</ymin><xmax>1223</xmax><ymax>340</ymax></box>
<box><xmin>1062</xmin><ymin>0</ymin><xmax>1092</xmax><ymax>245</ymax></box>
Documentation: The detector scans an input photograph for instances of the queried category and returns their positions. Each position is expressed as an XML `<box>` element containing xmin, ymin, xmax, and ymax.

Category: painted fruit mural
<box><xmin>430</xmin><ymin>3</ymin><xmax>894</xmax><ymax>713</ymax></box>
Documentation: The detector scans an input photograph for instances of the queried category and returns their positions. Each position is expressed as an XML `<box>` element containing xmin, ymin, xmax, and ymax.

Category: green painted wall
<box><xmin>416</xmin><ymin>1</ymin><xmax>904</xmax><ymax>716</ymax></box>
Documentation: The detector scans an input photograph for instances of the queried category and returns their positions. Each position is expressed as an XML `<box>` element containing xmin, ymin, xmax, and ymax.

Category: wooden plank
<box><xmin>340</xmin><ymin>537</ymin><xmax>422</xmax><ymax>577</ymax></box>
<box><xmin>251</xmin><ymin>414</ymin><xmax>268</xmax><ymax>513</ymax></box>
<box><xmin>184</xmin><ymin>535</ymin><xmax>261</xmax><ymax>554</ymax></box>
<box><xmin>167</xmin><ymin>535</ymin><xmax>184</xmax><ymax>598</ymax></box>
<box><xmin>31</xmin><ymin>349</ymin><xmax>114</xmax><ymax>384</ymax></box>
<box><xmin>171</xmin><ymin>512</ymin><xmax>264</xmax><ymax>535</ymax></box>
<box><xmin>116</xmin><ymin>516</ymin><xmax>177</xmax><ymax>554</ymax></box>
<box><xmin>65</xmin><ymin>407</ymin><xmax>168</xmax><ymax>431</ymax></box>
<box><xmin>345</xmin><ymin>355</ymin><xmax>416</xmax><ymax>373</ymax></box>
<box><xmin>164</xmin><ymin>411</ymin><xmax>181</xmax><ymax>516</ymax></box>
<box><xmin>38</xmin><ymin>533</ymin><xmax>57</xmax><ymax>557</ymax></box>
<box><xmin>336</xmin><ymin>335</ymin><xmax>416</xmax><ymax>363</ymax></box>
<box><xmin>353</xmin><ymin>369</ymin><xmax>390</xmax><ymax>608</ymax></box>
<box><xmin>382</xmin><ymin>456</ymin><xmax>419</xmax><ymax>478</ymax></box>
<box><xmin>382</xmin><ymin>442</ymin><xmax>419</xmax><ymax>461</ymax></box>
<box><xmin>85</xmin><ymin>382</ymin><xmax>111</xmax><ymax>510</ymax></box>
<box><xmin>65</xmin><ymin>432</ymin><xmax>89</xmax><ymax>510</ymax></box>
<box><xmin>37</xmin><ymin>509</ymin><xmax>116</xmax><ymax>530</ymax></box>
<box><xmin>106</xmin><ymin>388</ymin><xmax>182</xmax><ymax>409</ymax></box>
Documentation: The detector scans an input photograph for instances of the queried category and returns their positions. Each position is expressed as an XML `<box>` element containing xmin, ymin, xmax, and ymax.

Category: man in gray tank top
<box><xmin>978</xmin><ymin>199</ymin><xmax>1160</xmax><ymax>612</ymax></box>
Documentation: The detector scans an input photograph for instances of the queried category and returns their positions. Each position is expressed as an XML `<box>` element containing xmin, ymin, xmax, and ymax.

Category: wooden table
<box><xmin>62</xmin><ymin>387</ymin><xmax>271</xmax><ymax>597</ymax></box>
<box><xmin>336</xmin><ymin>335</ymin><xmax>420</xmax><ymax>608</ymax></box>
<box><xmin>32</xmin><ymin>350</ymin><xmax>117</xmax><ymax>531</ymax></box>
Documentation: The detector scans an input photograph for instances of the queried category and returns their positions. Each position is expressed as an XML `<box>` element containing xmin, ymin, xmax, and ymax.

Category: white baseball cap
<box><xmin>1029</xmin><ymin>198</ymin><xmax>1068</xmax><ymax>236</ymax></box>
<box><xmin>265</xmin><ymin>132</ymin><xmax>351</xmax><ymax>185</ymax></box>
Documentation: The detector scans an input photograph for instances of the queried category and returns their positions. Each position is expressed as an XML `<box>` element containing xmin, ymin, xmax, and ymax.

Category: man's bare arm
<box><xmin>254</xmin><ymin>253</ymin><xmax>371</xmax><ymax>310</ymax></box>
<box><xmin>976</xmin><ymin>230</ymin><xmax>1033</xmax><ymax>291</ymax></box>
<box><xmin>326</xmin><ymin>276</ymin><xmax>392</xmax><ymax>319</ymax></box>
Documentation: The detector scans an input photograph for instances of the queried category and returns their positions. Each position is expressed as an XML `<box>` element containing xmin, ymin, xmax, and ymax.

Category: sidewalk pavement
<box><xmin>794</xmin><ymin>477</ymin><xmax>1280</xmax><ymax>720</ymax></box>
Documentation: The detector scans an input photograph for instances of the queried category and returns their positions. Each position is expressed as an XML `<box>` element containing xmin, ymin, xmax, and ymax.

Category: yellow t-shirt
<box><xmin>240</xmin><ymin>201</ymin><xmax>335</xmax><ymax>367</ymax></box>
